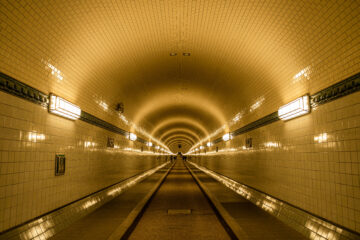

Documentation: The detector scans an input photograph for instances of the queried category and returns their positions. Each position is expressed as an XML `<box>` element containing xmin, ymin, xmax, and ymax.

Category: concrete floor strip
<box><xmin>107</xmin><ymin>162</ymin><xmax>175</xmax><ymax>240</ymax></box>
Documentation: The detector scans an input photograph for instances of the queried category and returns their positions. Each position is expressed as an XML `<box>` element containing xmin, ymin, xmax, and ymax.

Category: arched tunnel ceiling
<box><xmin>164</xmin><ymin>134</ymin><xmax>196</xmax><ymax>145</ymax></box>
<box><xmin>0</xmin><ymin>1</ymin><xmax>358</xmax><ymax>153</ymax></box>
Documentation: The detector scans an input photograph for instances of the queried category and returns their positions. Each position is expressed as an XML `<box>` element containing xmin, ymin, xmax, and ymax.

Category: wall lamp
<box><xmin>278</xmin><ymin>95</ymin><xmax>310</xmax><ymax>120</ymax></box>
<box><xmin>222</xmin><ymin>133</ymin><xmax>232</xmax><ymax>141</ymax></box>
<box><xmin>155</xmin><ymin>146</ymin><xmax>160</xmax><ymax>150</ymax></box>
<box><xmin>199</xmin><ymin>146</ymin><xmax>204</xmax><ymax>150</ymax></box>
<box><xmin>49</xmin><ymin>94</ymin><xmax>81</xmax><ymax>120</ymax></box>
<box><xmin>206</xmin><ymin>142</ymin><xmax>212</xmax><ymax>147</ymax></box>
<box><xmin>147</xmin><ymin>141</ymin><xmax>153</xmax><ymax>147</ymax></box>
<box><xmin>128</xmin><ymin>133</ymin><xmax>137</xmax><ymax>141</ymax></box>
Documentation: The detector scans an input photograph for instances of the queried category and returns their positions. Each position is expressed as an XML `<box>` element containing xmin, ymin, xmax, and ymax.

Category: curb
<box><xmin>185</xmin><ymin>161</ymin><xmax>249</xmax><ymax>240</ymax></box>
<box><xmin>107</xmin><ymin>161</ymin><xmax>175</xmax><ymax>240</ymax></box>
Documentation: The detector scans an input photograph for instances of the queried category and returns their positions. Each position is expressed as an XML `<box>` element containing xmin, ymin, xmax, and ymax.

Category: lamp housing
<box><xmin>222</xmin><ymin>133</ymin><xmax>232</xmax><ymax>141</ymax></box>
<box><xmin>49</xmin><ymin>94</ymin><xmax>81</xmax><ymax>120</ymax></box>
<box><xmin>129</xmin><ymin>133</ymin><xmax>137</xmax><ymax>141</ymax></box>
<box><xmin>278</xmin><ymin>95</ymin><xmax>310</xmax><ymax>120</ymax></box>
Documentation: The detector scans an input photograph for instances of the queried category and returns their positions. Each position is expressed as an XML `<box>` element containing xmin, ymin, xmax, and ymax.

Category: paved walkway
<box><xmin>50</xmin><ymin>168</ymin><xmax>168</xmax><ymax>240</ymax></box>
<box><xmin>50</xmin><ymin>160</ymin><xmax>307</xmax><ymax>240</ymax></box>
<box><xmin>188</xmin><ymin>164</ymin><xmax>307</xmax><ymax>240</ymax></box>
<box><xmin>128</xmin><ymin>160</ymin><xmax>231</xmax><ymax>240</ymax></box>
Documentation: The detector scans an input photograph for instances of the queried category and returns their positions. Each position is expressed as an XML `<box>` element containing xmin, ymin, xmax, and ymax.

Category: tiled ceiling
<box><xmin>0</xmin><ymin>0</ymin><xmax>359</xmax><ymax>153</ymax></box>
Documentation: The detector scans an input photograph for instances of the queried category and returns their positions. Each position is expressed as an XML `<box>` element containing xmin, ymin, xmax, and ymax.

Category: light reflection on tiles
<box><xmin>188</xmin><ymin>161</ymin><xmax>359</xmax><ymax>240</ymax></box>
<box><xmin>250</xmin><ymin>96</ymin><xmax>265</xmax><ymax>112</ymax></box>
<box><xmin>189</xmin><ymin>95</ymin><xmax>266</xmax><ymax>153</ymax></box>
<box><xmin>292</xmin><ymin>66</ymin><xmax>311</xmax><ymax>84</ymax></box>
<box><xmin>44</xmin><ymin>61</ymin><xmax>64</xmax><ymax>81</ymax></box>
<box><xmin>306</xmin><ymin>218</ymin><xmax>343</xmax><ymax>240</ymax></box>
<box><xmin>264</xmin><ymin>141</ymin><xmax>281</xmax><ymax>148</ymax></box>
<box><xmin>91</xmin><ymin>94</ymin><xmax>169</xmax><ymax>152</ymax></box>
<box><xmin>28</xmin><ymin>132</ymin><xmax>45</xmax><ymax>142</ymax></box>
<box><xmin>191</xmin><ymin>139</ymin><xmax>284</xmax><ymax>155</ymax></box>
<box><xmin>314</xmin><ymin>133</ymin><xmax>327</xmax><ymax>143</ymax></box>
<box><xmin>107</xmin><ymin>163</ymin><xmax>166</xmax><ymax>197</ymax></box>
<box><xmin>0</xmin><ymin>162</ymin><xmax>169</xmax><ymax>240</ymax></box>
<box><xmin>84</xmin><ymin>141</ymin><xmax>96</xmax><ymax>148</ymax></box>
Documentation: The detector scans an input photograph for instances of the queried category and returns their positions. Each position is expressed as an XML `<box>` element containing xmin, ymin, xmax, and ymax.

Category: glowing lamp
<box><xmin>199</xmin><ymin>146</ymin><xmax>204</xmax><ymax>150</ymax></box>
<box><xmin>147</xmin><ymin>142</ymin><xmax>153</xmax><ymax>147</ymax></box>
<box><xmin>206</xmin><ymin>142</ymin><xmax>212</xmax><ymax>147</ymax></box>
<box><xmin>49</xmin><ymin>94</ymin><xmax>81</xmax><ymax>120</ymax></box>
<box><xmin>278</xmin><ymin>95</ymin><xmax>310</xmax><ymax>120</ymax></box>
<box><xmin>129</xmin><ymin>133</ymin><xmax>137</xmax><ymax>141</ymax></box>
<box><xmin>222</xmin><ymin>133</ymin><xmax>232</xmax><ymax>141</ymax></box>
<box><xmin>155</xmin><ymin>146</ymin><xmax>160</xmax><ymax>150</ymax></box>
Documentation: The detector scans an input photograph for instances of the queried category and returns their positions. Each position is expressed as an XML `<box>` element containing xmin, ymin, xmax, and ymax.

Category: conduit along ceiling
<box><xmin>0</xmin><ymin>0</ymin><xmax>358</xmax><ymax>153</ymax></box>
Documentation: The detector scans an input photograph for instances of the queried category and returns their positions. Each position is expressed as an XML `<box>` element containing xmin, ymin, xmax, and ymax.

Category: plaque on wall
<box><xmin>246</xmin><ymin>138</ymin><xmax>252</xmax><ymax>148</ymax></box>
<box><xmin>107</xmin><ymin>137</ymin><xmax>114</xmax><ymax>148</ymax></box>
<box><xmin>55</xmin><ymin>154</ymin><xmax>65</xmax><ymax>176</ymax></box>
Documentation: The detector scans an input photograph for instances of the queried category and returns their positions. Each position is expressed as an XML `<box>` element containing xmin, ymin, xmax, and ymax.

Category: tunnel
<box><xmin>0</xmin><ymin>1</ymin><xmax>359</xmax><ymax>240</ymax></box>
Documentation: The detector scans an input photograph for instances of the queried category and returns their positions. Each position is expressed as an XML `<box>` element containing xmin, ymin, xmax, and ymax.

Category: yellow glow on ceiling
<box><xmin>1</xmin><ymin>0</ymin><xmax>358</xmax><ymax>151</ymax></box>
<box><xmin>150</xmin><ymin>117</ymin><xmax>209</xmax><ymax>137</ymax></box>
<box><xmin>133</xmin><ymin>92</ymin><xmax>227</xmax><ymax>130</ymax></box>
<box><xmin>162</xmin><ymin>131</ymin><xmax>198</xmax><ymax>143</ymax></box>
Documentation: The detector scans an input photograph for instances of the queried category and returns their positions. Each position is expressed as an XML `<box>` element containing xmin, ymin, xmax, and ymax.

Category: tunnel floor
<box><xmin>128</xmin><ymin>160</ymin><xmax>231</xmax><ymax>240</ymax></box>
<box><xmin>48</xmin><ymin>160</ymin><xmax>309</xmax><ymax>240</ymax></box>
<box><xmin>187</xmin><ymin>164</ymin><xmax>307</xmax><ymax>240</ymax></box>
<box><xmin>48</xmin><ymin>168</ymin><xmax>169</xmax><ymax>240</ymax></box>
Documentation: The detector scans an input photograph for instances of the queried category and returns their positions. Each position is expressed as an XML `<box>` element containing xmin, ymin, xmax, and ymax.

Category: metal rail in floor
<box><xmin>125</xmin><ymin>160</ymin><xmax>233</xmax><ymax>240</ymax></box>
<box><xmin>124</xmin><ymin>160</ymin><xmax>307</xmax><ymax>240</ymax></box>
<box><xmin>48</xmin><ymin>160</ymin><xmax>307</xmax><ymax>240</ymax></box>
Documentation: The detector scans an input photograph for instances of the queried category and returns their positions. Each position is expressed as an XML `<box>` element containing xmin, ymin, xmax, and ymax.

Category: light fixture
<box><xmin>155</xmin><ymin>146</ymin><xmax>160</xmax><ymax>150</ymax></box>
<box><xmin>129</xmin><ymin>133</ymin><xmax>137</xmax><ymax>141</ymax></box>
<box><xmin>170</xmin><ymin>53</ymin><xmax>177</xmax><ymax>56</ymax></box>
<box><xmin>147</xmin><ymin>141</ymin><xmax>153</xmax><ymax>147</ymax></box>
<box><xmin>195</xmin><ymin>148</ymin><xmax>199</xmax><ymax>151</ymax></box>
<box><xmin>49</xmin><ymin>94</ymin><xmax>81</xmax><ymax>120</ymax></box>
<box><xmin>206</xmin><ymin>142</ymin><xmax>212</xmax><ymax>147</ymax></box>
<box><xmin>183</xmin><ymin>53</ymin><xmax>191</xmax><ymax>56</ymax></box>
<box><xmin>199</xmin><ymin>146</ymin><xmax>204</xmax><ymax>150</ymax></box>
<box><xmin>222</xmin><ymin>133</ymin><xmax>232</xmax><ymax>141</ymax></box>
<box><xmin>278</xmin><ymin>95</ymin><xmax>310</xmax><ymax>120</ymax></box>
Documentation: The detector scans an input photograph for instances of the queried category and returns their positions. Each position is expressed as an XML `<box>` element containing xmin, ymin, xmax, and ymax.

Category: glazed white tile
<box><xmin>191</xmin><ymin>92</ymin><xmax>360</xmax><ymax>233</ymax></box>
<box><xmin>0</xmin><ymin>91</ymin><xmax>168</xmax><ymax>232</ymax></box>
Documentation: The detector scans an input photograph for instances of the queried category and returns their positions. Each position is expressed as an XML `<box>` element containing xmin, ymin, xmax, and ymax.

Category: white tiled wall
<box><xmin>0</xmin><ymin>91</ymin><xmax>167</xmax><ymax>232</ymax></box>
<box><xmin>0</xmin><ymin>0</ymin><xmax>359</xmax><ymax>235</ymax></box>
<box><xmin>192</xmin><ymin>91</ymin><xmax>360</xmax><ymax>233</ymax></box>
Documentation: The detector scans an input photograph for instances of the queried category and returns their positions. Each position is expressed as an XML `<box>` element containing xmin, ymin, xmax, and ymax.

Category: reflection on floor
<box><xmin>50</xmin><ymin>160</ymin><xmax>309</xmax><ymax>240</ymax></box>
<box><xmin>191</xmin><ymin>166</ymin><xmax>307</xmax><ymax>240</ymax></box>
<box><xmin>128</xmin><ymin>160</ymin><xmax>231</xmax><ymax>240</ymax></box>
<box><xmin>50</xmin><ymin>169</ymin><xmax>168</xmax><ymax>240</ymax></box>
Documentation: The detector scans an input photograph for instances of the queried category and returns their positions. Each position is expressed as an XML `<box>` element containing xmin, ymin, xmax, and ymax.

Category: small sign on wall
<box><xmin>246</xmin><ymin>138</ymin><xmax>252</xmax><ymax>148</ymax></box>
<box><xmin>55</xmin><ymin>154</ymin><xmax>65</xmax><ymax>176</ymax></box>
<box><xmin>107</xmin><ymin>137</ymin><xmax>114</xmax><ymax>148</ymax></box>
